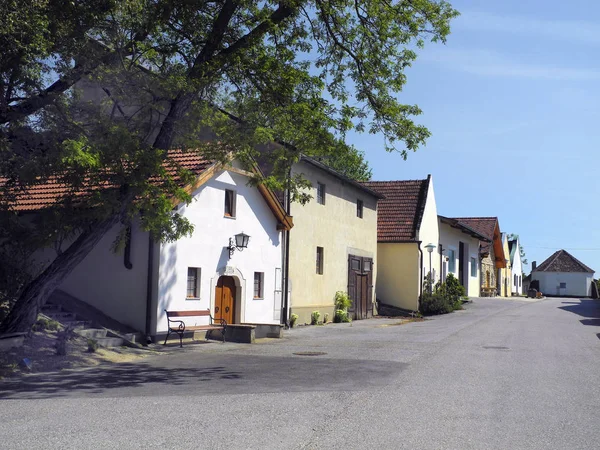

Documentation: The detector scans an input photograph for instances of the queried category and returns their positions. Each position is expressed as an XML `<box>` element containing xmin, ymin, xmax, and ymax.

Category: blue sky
<box><xmin>350</xmin><ymin>0</ymin><xmax>600</xmax><ymax>274</ymax></box>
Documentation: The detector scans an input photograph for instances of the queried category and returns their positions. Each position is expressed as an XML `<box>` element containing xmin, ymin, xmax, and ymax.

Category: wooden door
<box><xmin>459</xmin><ymin>242</ymin><xmax>465</xmax><ymax>287</ymax></box>
<box><xmin>348</xmin><ymin>255</ymin><xmax>373</xmax><ymax>320</ymax></box>
<box><xmin>215</xmin><ymin>276</ymin><xmax>236</xmax><ymax>324</ymax></box>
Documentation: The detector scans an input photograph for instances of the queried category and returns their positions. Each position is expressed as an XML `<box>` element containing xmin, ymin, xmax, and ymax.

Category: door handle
<box><xmin>215</xmin><ymin>306</ymin><xmax>219</xmax><ymax>313</ymax></box>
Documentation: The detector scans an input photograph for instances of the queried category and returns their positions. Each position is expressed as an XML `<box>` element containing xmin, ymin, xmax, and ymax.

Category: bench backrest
<box><xmin>165</xmin><ymin>309</ymin><xmax>210</xmax><ymax>318</ymax></box>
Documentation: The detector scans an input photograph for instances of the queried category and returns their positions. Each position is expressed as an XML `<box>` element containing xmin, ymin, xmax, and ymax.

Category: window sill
<box><xmin>223</xmin><ymin>215</ymin><xmax>236</xmax><ymax>219</ymax></box>
<box><xmin>253</xmin><ymin>297</ymin><xmax>264</xmax><ymax>300</ymax></box>
<box><xmin>186</xmin><ymin>297</ymin><xmax>201</xmax><ymax>301</ymax></box>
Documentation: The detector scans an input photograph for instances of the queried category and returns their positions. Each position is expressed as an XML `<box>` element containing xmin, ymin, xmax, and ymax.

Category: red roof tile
<box><xmin>452</xmin><ymin>217</ymin><xmax>498</xmax><ymax>253</ymax></box>
<box><xmin>362</xmin><ymin>177</ymin><xmax>429</xmax><ymax>242</ymax></box>
<box><xmin>534</xmin><ymin>250</ymin><xmax>594</xmax><ymax>273</ymax></box>
<box><xmin>1</xmin><ymin>149</ymin><xmax>215</xmax><ymax>212</ymax></box>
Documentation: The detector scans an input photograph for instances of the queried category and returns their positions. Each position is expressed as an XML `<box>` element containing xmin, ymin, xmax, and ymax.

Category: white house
<box><xmin>508</xmin><ymin>237</ymin><xmax>523</xmax><ymax>295</ymax></box>
<box><xmin>15</xmin><ymin>151</ymin><xmax>293</xmax><ymax>340</ymax></box>
<box><xmin>438</xmin><ymin>216</ymin><xmax>491</xmax><ymax>297</ymax></box>
<box><xmin>531</xmin><ymin>250</ymin><xmax>595</xmax><ymax>297</ymax></box>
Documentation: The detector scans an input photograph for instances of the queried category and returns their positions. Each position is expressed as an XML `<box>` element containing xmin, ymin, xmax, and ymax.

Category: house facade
<box><xmin>453</xmin><ymin>217</ymin><xmax>506</xmax><ymax>297</ymax></box>
<box><xmin>21</xmin><ymin>154</ymin><xmax>293</xmax><ymax>339</ymax></box>
<box><xmin>363</xmin><ymin>176</ymin><xmax>439</xmax><ymax>312</ymax></box>
<box><xmin>509</xmin><ymin>237</ymin><xmax>523</xmax><ymax>295</ymax></box>
<box><xmin>531</xmin><ymin>250</ymin><xmax>595</xmax><ymax>297</ymax></box>
<box><xmin>438</xmin><ymin>216</ymin><xmax>491</xmax><ymax>297</ymax></box>
<box><xmin>499</xmin><ymin>233</ymin><xmax>512</xmax><ymax>297</ymax></box>
<box><xmin>287</xmin><ymin>157</ymin><xmax>381</xmax><ymax>324</ymax></box>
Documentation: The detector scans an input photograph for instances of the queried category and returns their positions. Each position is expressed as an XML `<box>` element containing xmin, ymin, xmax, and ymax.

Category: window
<box><xmin>560</xmin><ymin>282</ymin><xmax>567</xmax><ymax>289</ymax></box>
<box><xmin>514</xmin><ymin>274</ymin><xmax>517</xmax><ymax>286</ymax></box>
<box><xmin>447</xmin><ymin>249</ymin><xmax>456</xmax><ymax>273</ymax></box>
<box><xmin>470</xmin><ymin>257</ymin><xmax>477</xmax><ymax>277</ymax></box>
<box><xmin>364</xmin><ymin>260</ymin><xmax>372</xmax><ymax>272</ymax></box>
<box><xmin>316</xmin><ymin>247</ymin><xmax>324</xmax><ymax>274</ymax></box>
<box><xmin>356</xmin><ymin>199</ymin><xmax>363</xmax><ymax>218</ymax></box>
<box><xmin>519</xmin><ymin>276</ymin><xmax>522</xmax><ymax>287</ymax></box>
<box><xmin>187</xmin><ymin>267</ymin><xmax>200</xmax><ymax>298</ymax></box>
<box><xmin>254</xmin><ymin>272</ymin><xmax>264</xmax><ymax>298</ymax></box>
<box><xmin>224</xmin><ymin>189</ymin><xmax>236</xmax><ymax>217</ymax></box>
<box><xmin>317</xmin><ymin>182</ymin><xmax>326</xmax><ymax>205</ymax></box>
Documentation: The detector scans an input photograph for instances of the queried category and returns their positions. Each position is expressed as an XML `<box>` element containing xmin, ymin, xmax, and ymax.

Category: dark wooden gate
<box><xmin>348</xmin><ymin>255</ymin><xmax>373</xmax><ymax>320</ymax></box>
<box><xmin>459</xmin><ymin>242</ymin><xmax>465</xmax><ymax>287</ymax></box>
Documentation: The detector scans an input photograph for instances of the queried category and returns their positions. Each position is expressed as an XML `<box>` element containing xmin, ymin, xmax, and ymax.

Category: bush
<box><xmin>445</xmin><ymin>273</ymin><xmax>466</xmax><ymax>304</ymax></box>
<box><xmin>420</xmin><ymin>293</ymin><xmax>453</xmax><ymax>315</ymax></box>
<box><xmin>333</xmin><ymin>309</ymin><xmax>351</xmax><ymax>323</ymax></box>
<box><xmin>87</xmin><ymin>339</ymin><xmax>99</xmax><ymax>353</ymax></box>
<box><xmin>334</xmin><ymin>291</ymin><xmax>352</xmax><ymax>310</ymax></box>
<box><xmin>310</xmin><ymin>310</ymin><xmax>321</xmax><ymax>325</ymax></box>
<box><xmin>289</xmin><ymin>313</ymin><xmax>298</xmax><ymax>328</ymax></box>
<box><xmin>32</xmin><ymin>317</ymin><xmax>61</xmax><ymax>332</ymax></box>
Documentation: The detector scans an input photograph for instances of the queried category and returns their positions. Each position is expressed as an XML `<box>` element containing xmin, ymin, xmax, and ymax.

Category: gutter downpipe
<box><xmin>281</xmin><ymin>171</ymin><xmax>292</xmax><ymax>328</ymax></box>
<box><xmin>144</xmin><ymin>234</ymin><xmax>155</xmax><ymax>344</ymax></box>
<box><xmin>417</xmin><ymin>240</ymin><xmax>423</xmax><ymax>313</ymax></box>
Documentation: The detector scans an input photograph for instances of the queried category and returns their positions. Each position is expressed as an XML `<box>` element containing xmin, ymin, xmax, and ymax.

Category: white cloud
<box><xmin>457</xmin><ymin>11</ymin><xmax>600</xmax><ymax>46</ymax></box>
<box><xmin>421</xmin><ymin>48</ymin><xmax>600</xmax><ymax>81</ymax></box>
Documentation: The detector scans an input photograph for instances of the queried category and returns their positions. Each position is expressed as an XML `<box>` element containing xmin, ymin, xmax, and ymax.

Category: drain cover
<box><xmin>483</xmin><ymin>346</ymin><xmax>509</xmax><ymax>350</ymax></box>
<box><xmin>293</xmin><ymin>351</ymin><xmax>327</xmax><ymax>356</ymax></box>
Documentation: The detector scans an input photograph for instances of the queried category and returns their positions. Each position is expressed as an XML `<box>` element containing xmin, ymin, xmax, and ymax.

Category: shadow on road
<box><xmin>558</xmin><ymin>299</ymin><xmax>600</xmax><ymax>328</ymax></box>
<box><xmin>0</xmin><ymin>364</ymin><xmax>242</xmax><ymax>400</ymax></box>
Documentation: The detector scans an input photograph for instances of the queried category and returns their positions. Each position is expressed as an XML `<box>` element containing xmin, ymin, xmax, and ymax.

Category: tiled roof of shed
<box><xmin>533</xmin><ymin>250</ymin><xmax>594</xmax><ymax>273</ymax></box>
<box><xmin>0</xmin><ymin>149</ymin><xmax>215</xmax><ymax>212</ymax></box>
<box><xmin>362</xmin><ymin>177</ymin><xmax>429</xmax><ymax>242</ymax></box>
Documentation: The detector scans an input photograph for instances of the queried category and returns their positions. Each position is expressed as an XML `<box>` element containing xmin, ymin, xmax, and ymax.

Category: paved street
<box><xmin>1</xmin><ymin>297</ymin><xmax>599</xmax><ymax>449</ymax></box>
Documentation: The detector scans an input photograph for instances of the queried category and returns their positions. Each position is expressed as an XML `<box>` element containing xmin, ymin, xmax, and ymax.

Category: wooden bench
<box><xmin>481</xmin><ymin>286</ymin><xmax>497</xmax><ymax>297</ymax></box>
<box><xmin>163</xmin><ymin>309</ymin><xmax>226</xmax><ymax>347</ymax></box>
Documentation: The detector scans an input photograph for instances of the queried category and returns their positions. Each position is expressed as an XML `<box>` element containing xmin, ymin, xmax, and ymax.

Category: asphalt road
<box><xmin>1</xmin><ymin>297</ymin><xmax>599</xmax><ymax>449</ymax></box>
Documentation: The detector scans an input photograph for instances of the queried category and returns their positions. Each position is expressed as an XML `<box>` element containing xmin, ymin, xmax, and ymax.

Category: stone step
<box><xmin>46</xmin><ymin>312</ymin><xmax>77</xmax><ymax>321</ymax></box>
<box><xmin>76</xmin><ymin>328</ymin><xmax>108</xmax><ymax>339</ymax></box>
<box><xmin>63</xmin><ymin>320</ymin><xmax>93</xmax><ymax>329</ymax></box>
<box><xmin>96</xmin><ymin>336</ymin><xmax>124</xmax><ymax>347</ymax></box>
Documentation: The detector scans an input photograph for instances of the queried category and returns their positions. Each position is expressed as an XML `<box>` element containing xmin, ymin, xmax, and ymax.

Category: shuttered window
<box><xmin>316</xmin><ymin>247</ymin><xmax>324</xmax><ymax>274</ymax></box>
<box><xmin>187</xmin><ymin>268</ymin><xmax>200</xmax><ymax>298</ymax></box>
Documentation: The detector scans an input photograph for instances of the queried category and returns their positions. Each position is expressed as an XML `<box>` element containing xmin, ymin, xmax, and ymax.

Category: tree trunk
<box><xmin>0</xmin><ymin>214</ymin><xmax>122</xmax><ymax>334</ymax></box>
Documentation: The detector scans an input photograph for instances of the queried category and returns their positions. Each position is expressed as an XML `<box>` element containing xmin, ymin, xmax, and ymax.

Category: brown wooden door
<box><xmin>348</xmin><ymin>255</ymin><xmax>373</xmax><ymax>320</ymax></box>
<box><xmin>215</xmin><ymin>276</ymin><xmax>236</xmax><ymax>324</ymax></box>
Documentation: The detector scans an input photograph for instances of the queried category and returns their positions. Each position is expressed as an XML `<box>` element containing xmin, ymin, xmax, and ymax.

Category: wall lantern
<box><xmin>228</xmin><ymin>232</ymin><xmax>250</xmax><ymax>258</ymax></box>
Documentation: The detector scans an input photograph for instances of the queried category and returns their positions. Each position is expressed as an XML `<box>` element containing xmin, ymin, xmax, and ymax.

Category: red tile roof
<box><xmin>452</xmin><ymin>217</ymin><xmax>498</xmax><ymax>253</ymax></box>
<box><xmin>362</xmin><ymin>177</ymin><xmax>429</xmax><ymax>242</ymax></box>
<box><xmin>0</xmin><ymin>149</ymin><xmax>215</xmax><ymax>212</ymax></box>
<box><xmin>534</xmin><ymin>250</ymin><xmax>594</xmax><ymax>273</ymax></box>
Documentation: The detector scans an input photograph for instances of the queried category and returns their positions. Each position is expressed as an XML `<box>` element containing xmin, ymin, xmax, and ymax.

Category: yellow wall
<box><xmin>376</xmin><ymin>243</ymin><xmax>420</xmax><ymax>311</ymax></box>
<box><xmin>288</xmin><ymin>160</ymin><xmax>378</xmax><ymax>324</ymax></box>
<box><xmin>500</xmin><ymin>235</ymin><xmax>512</xmax><ymax>297</ymax></box>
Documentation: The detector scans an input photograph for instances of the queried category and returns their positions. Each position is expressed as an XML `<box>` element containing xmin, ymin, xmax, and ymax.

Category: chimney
<box><xmin>532</xmin><ymin>261</ymin><xmax>537</xmax><ymax>271</ymax></box>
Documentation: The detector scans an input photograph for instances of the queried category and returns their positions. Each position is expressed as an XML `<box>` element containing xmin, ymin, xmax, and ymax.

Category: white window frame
<box><xmin>186</xmin><ymin>267</ymin><xmax>201</xmax><ymax>299</ymax></box>
<box><xmin>470</xmin><ymin>256</ymin><xmax>477</xmax><ymax>278</ymax></box>
<box><xmin>253</xmin><ymin>272</ymin><xmax>264</xmax><ymax>299</ymax></box>
<box><xmin>447</xmin><ymin>248</ymin><xmax>456</xmax><ymax>274</ymax></box>
<box><xmin>224</xmin><ymin>189</ymin><xmax>237</xmax><ymax>218</ymax></box>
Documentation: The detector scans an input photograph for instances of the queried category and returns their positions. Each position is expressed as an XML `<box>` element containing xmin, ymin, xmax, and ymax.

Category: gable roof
<box><xmin>533</xmin><ymin>250</ymin><xmax>594</xmax><ymax>274</ymax></box>
<box><xmin>362</xmin><ymin>176</ymin><xmax>429</xmax><ymax>242</ymax></box>
<box><xmin>453</xmin><ymin>217</ymin><xmax>506</xmax><ymax>268</ymax></box>
<box><xmin>1</xmin><ymin>149</ymin><xmax>293</xmax><ymax>230</ymax></box>
<box><xmin>438</xmin><ymin>215</ymin><xmax>491</xmax><ymax>242</ymax></box>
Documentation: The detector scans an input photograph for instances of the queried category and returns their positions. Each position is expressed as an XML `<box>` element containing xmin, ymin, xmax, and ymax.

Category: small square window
<box><xmin>317</xmin><ymin>182</ymin><xmax>326</xmax><ymax>205</ymax></box>
<box><xmin>224</xmin><ymin>189</ymin><xmax>236</xmax><ymax>217</ymax></box>
<box><xmin>254</xmin><ymin>272</ymin><xmax>264</xmax><ymax>298</ymax></box>
<box><xmin>447</xmin><ymin>249</ymin><xmax>456</xmax><ymax>273</ymax></box>
<box><xmin>470</xmin><ymin>257</ymin><xmax>477</xmax><ymax>277</ymax></box>
<box><xmin>364</xmin><ymin>260</ymin><xmax>372</xmax><ymax>272</ymax></box>
<box><xmin>316</xmin><ymin>247</ymin><xmax>324</xmax><ymax>274</ymax></box>
<box><xmin>187</xmin><ymin>267</ymin><xmax>200</xmax><ymax>298</ymax></box>
<box><xmin>559</xmin><ymin>282</ymin><xmax>567</xmax><ymax>289</ymax></box>
<box><xmin>357</xmin><ymin>199</ymin><xmax>363</xmax><ymax>218</ymax></box>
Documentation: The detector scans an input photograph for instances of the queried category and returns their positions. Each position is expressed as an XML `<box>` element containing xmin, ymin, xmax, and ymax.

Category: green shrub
<box><xmin>445</xmin><ymin>273</ymin><xmax>466</xmax><ymax>304</ymax></box>
<box><xmin>334</xmin><ymin>291</ymin><xmax>352</xmax><ymax>310</ymax></box>
<box><xmin>87</xmin><ymin>339</ymin><xmax>99</xmax><ymax>353</ymax></box>
<box><xmin>289</xmin><ymin>313</ymin><xmax>298</xmax><ymax>328</ymax></box>
<box><xmin>420</xmin><ymin>293</ymin><xmax>453</xmax><ymax>315</ymax></box>
<box><xmin>32</xmin><ymin>317</ymin><xmax>61</xmax><ymax>332</ymax></box>
<box><xmin>333</xmin><ymin>309</ymin><xmax>351</xmax><ymax>323</ymax></box>
<box><xmin>310</xmin><ymin>311</ymin><xmax>321</xmax><ymax>325</ymax></box>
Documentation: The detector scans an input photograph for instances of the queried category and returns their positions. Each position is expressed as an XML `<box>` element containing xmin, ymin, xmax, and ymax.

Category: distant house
<box><xmin>452</xmin><ymin>218</ymin><xmax>507</xmax><ymax>297</ymax></box>
<box><xmin>287</xmin><ymin>157</ymin><xmax>382</xmax><ymax>324</ymax></box>
<box><xmin>500</xmin><ymin>233</ymin><xmax>512</xmax><ymax>297</ymax></box>
<box><xmin>13</xmin><ymin>153</ymin><xmax>293</xmax><ymax>340</ymax></box>
<box><xmin>363</xmin><ymin>176</ymin><xmax>439</xmax><ymax>312</ymax></box>
<box><xmin>508</xmin><ymin>237</ymin><xmax>523</xmax><ymax>295</ymax></box>
<box><xmin>438</xmin><ymin>216</ymin><xmax>491</xmax><ymax>297</ymax></box>
<box><xmin>531</xmin><ymin>250</ymin><xmax>595</xmax><ymax>297</ymax></box>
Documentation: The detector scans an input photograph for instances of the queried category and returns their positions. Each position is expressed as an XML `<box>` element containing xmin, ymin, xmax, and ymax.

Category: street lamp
<box><xmin>424</xmin><ymin>243</ymin><xmax>436</xmax><ymax>294</ymax></box>
<box><xmin>228</xmin><ymin>232</ymin><xmax>250</xmax><ymax>258</ymax></box>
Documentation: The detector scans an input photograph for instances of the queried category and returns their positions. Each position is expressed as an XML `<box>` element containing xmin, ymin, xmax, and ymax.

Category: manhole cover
<box><xmin>293</xmin><ymin>351</ymin><xmax>327</xmax><ymax>356</ymax></box>
<box><xmin>483</xmin><ymin>346</ymin><xmax>510</xmax><ymax>350</ymax></box>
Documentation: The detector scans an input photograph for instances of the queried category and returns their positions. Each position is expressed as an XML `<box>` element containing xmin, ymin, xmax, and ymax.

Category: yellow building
<box><xmin>287</xmin><ymin>157</ymin><xmax>382</xmax><ymax>324</ymax></box>
<box><xmin>500</xmin><ymin>233</ymin><xmax>512</xmax><ymax>297</ymax></box>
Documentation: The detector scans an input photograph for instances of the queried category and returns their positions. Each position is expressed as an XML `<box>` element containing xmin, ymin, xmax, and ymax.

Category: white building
<box><xmin>21</xmin><ymin>152</ymin><xmax>292</xmax><ymax>340</ymax></box>
<box><xmin>508</xmin><ymin>237</ymin><xmax>523</xmax><ymax>295</ymax></box>
<box><xmin>438</xmin><ymin>216</ymin><xmax>491</xmax><ymax>297</ymax></box>
<box><xmin>531</xmin><ymin>250</ymin><xmax>595</xmax><ymax>297</ymax></box>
